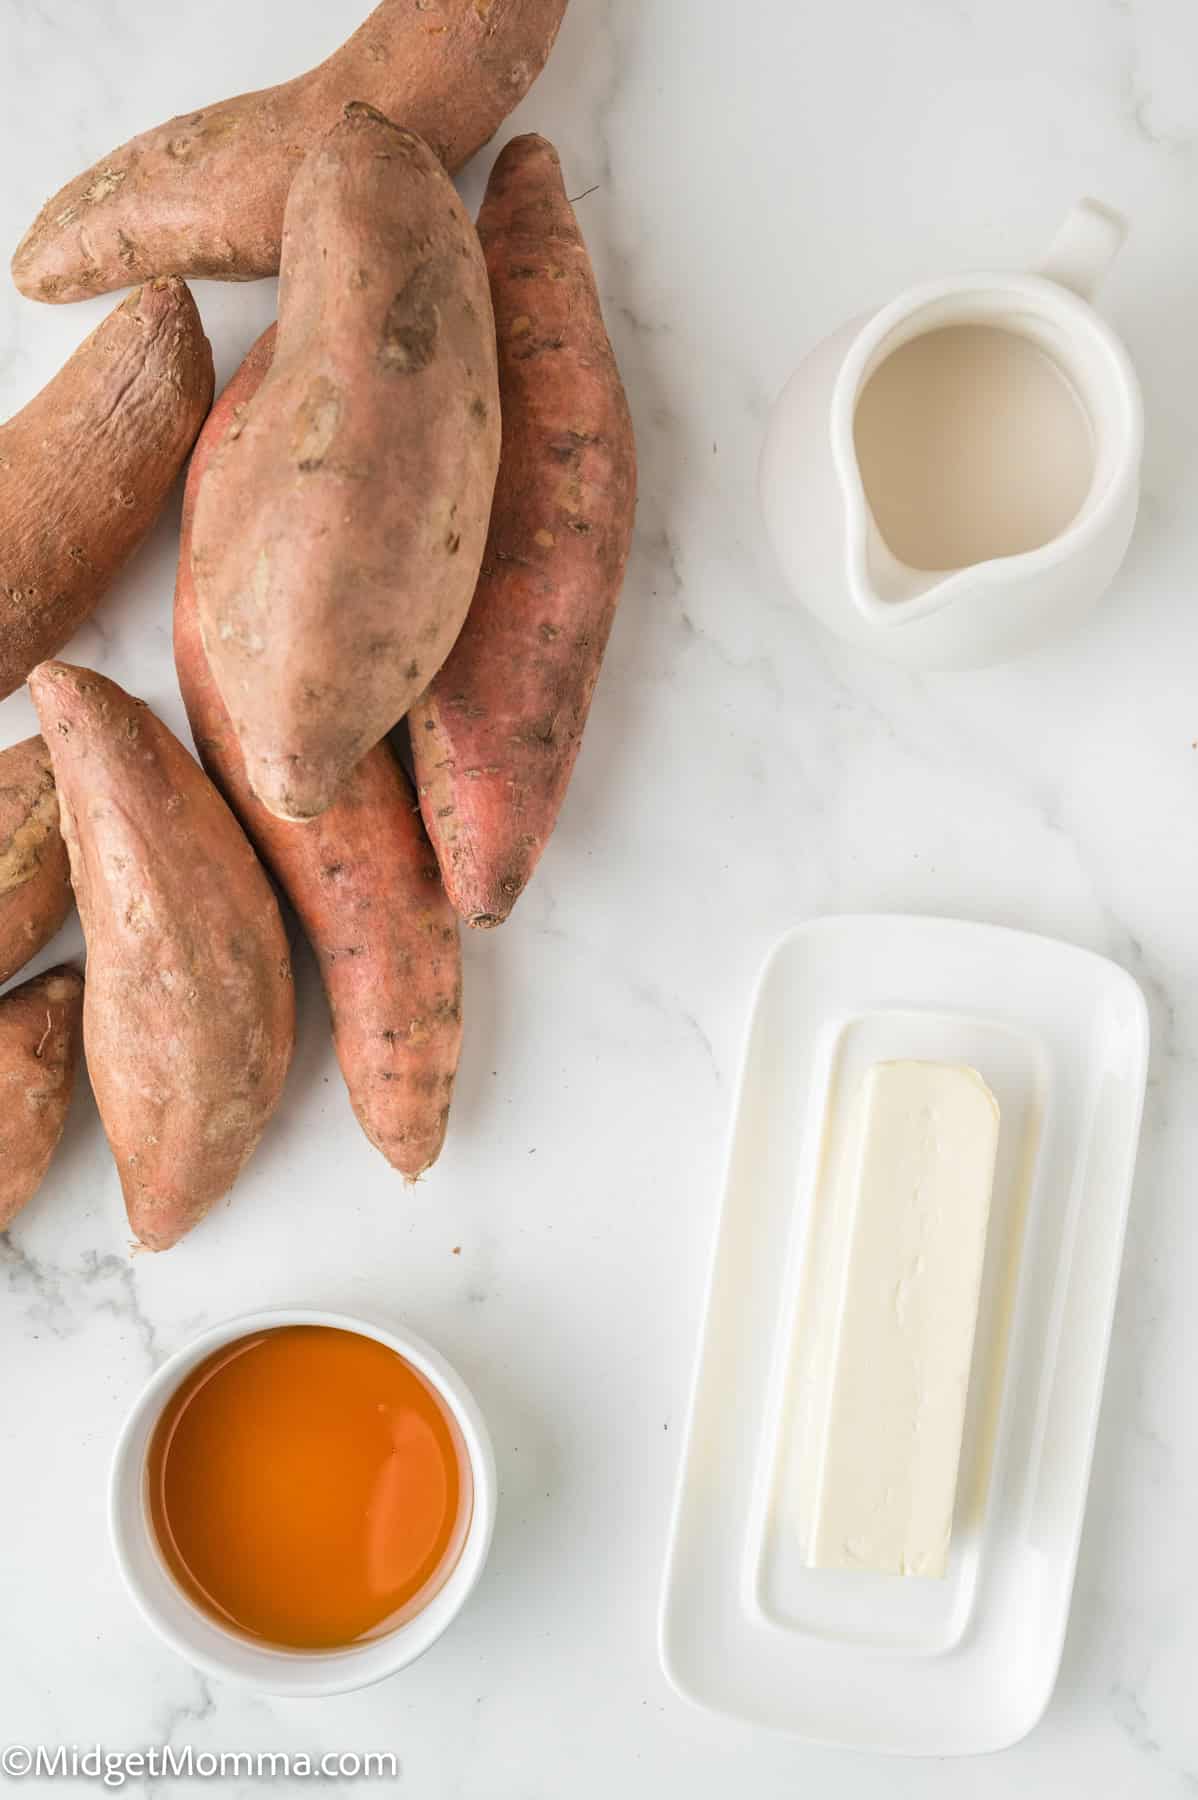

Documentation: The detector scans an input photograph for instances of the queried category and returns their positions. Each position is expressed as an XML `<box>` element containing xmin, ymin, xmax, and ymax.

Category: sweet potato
<box><xmin>12</xmin><ymin>0</ymin><xmax>569</xmax><ymax>305</ymax></box>
<box><xmin>28</xmin><ymin>662</ymin><xmax>295</xmax><ymax>1251</ymax></box>
<box><xmin>0</xmin><ymin>737</ymin><xmax>72</xmax><ymax>987</ymax></box>
<box><xmin>175</xmin><ymin>327</ymin><xmax>462</xmax><ymax>1178</ymax></box>
<box><xmin>411</xmin><ymin>135</ymin><xmax>636</xmax><ymax>925</ymax></box>
<box><xmin>0</xmin><ymin>279</ymin><xmax>214</xmax><ymax>700</ymax></box>
<box><xmin>0</xmin><ymin>966</ymin><xmax>84</xmax><ymax>1232</ymax></box>
<box><xmin>192</xmin><ymin>105</ymin><xmax>500</xmax><ymax>822</ymax></box>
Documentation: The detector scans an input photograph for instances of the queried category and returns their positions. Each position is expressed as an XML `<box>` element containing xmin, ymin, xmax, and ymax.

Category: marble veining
<box><xmin>2</xmin><ymin>0</ymin><xmax>1198</xmax><ymax>1793</ymax></box>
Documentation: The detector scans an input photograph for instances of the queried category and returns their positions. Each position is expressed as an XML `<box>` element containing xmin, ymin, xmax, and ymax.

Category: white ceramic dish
<box><xmin>759</xmin><ymin>201</ymin><xmax>1143</xmax><ymax>670</ymax></box>
<box><xmin>110</xmin><ymin>1308</ymin><xmax>497</xmax><ymax>1697</ymax></box>
<box><xmin>659</xmin><ymin>915</ymin><xmax>1148</xmax><ymax>1755</ymax></box>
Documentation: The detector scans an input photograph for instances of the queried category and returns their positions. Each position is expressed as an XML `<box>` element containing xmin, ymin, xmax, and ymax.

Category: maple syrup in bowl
<box><xmin>110</xmin><ymin>1310</ymin><xmax>496</xmax><ymax>1696</ymax></box>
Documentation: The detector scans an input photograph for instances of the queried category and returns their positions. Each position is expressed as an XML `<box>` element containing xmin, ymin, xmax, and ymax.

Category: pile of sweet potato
<box><xmin>0</xmin><ymin>0</ymin><xmax>636</xmax><ymax>1250</ymax></box>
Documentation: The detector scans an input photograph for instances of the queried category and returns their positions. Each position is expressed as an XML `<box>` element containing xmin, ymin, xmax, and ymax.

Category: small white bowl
<box><xmin>109</xmin><ymin>1307</ymin><xmax>497</xmax><ymax>1697</ymax></box>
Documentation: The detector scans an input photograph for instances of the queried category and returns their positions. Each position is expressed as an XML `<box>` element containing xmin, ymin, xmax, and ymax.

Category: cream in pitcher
<box><xmin>760</xmin><ymin>201</ymin><xmax>1143</xmax><ymax>669</ymax></box>
<box><xmin>853</xmin><ymin>322</ymin><xmax>1094</xmax><ymax>572</ymax></box>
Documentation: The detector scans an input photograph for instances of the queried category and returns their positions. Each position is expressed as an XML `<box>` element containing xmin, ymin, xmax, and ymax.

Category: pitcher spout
<box><xmin>853</xmin><ymin>523</ymin><xmax>955</xmax><ymax>612</ymax></box>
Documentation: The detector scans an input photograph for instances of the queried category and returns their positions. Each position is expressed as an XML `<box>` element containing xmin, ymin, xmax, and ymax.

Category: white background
<box><xmin>1</xmin><ymin>1</ymin><xmax>1196</xmax><ymax>1793</ymax></box>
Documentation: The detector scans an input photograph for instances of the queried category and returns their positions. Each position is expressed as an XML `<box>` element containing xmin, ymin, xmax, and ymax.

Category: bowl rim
<box><xmin>108</xmin><ymin>1305</ymin><xmax>497</xmax><ymax>1697</ymax></box>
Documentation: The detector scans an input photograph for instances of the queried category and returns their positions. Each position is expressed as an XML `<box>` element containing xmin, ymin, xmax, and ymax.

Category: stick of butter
<box><xmin>804</xmin><ymin>1060</ymin><xmax>999</xmax><ymax>1579</ymax></box>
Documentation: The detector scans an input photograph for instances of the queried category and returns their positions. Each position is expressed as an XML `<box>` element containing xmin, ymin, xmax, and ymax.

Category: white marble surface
<box><xmin>1</xmin><ymin>0</ymin><xmax>1196</xmax><ymax>1792</ymax></box>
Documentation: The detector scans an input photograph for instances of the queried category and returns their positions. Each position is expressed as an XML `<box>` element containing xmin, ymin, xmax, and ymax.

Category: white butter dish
<box><xmin>659</xmin><ymin>915</ymin><xmax>1148</xmax><ymax>1754</ymax></box>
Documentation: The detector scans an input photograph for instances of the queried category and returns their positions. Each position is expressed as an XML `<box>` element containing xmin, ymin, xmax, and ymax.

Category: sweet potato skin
<box><xmin>175</xmin><ymin>328</ymin><xmax>463</xmax><ymax>1177</ymax></box>
<box><xmin>0</xmin><ymin>966</ymin><xmax>84</xmax><ymax>1232</ymax></box>
<box><xmin>12</xmin><ymin>0</ymin><xmax>569</xmax><ymax>305</ymax></box>
<box><xmin>0</xmin><ymin>279</ymin><xmax>214</xmax><ymax>700</ymax></box>
<box><xmin>192</xmin><ymin>106</ymin><xmax>500</xmax><ymax>822</ymax></box>
<box><xmin>0</xmin><ymin>737</ymin><xmax>72</xmax><ymax>988</ymax></box>
<box><xmin>411</xmin><ymin>134</ymin><xmax>637</xmax><ymax>926</ymax></box>
<box><xmin>27</xmin><ymin>662</ymin><xmax>295</xmax><ymax>1251</ymax></box>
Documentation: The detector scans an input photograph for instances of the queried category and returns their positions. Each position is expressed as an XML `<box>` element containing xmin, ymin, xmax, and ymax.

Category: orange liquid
<box><xmin>146</xmin><ymin>1325</ymin><xmax>470</xmax><ymax>1650</ymax></box>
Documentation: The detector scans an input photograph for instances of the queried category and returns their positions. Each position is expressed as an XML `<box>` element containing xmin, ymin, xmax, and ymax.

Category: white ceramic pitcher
<box><xmin>760</xmin><ymin>201</ymin><xmax>1143</xmax><ymax>670</ymax></box>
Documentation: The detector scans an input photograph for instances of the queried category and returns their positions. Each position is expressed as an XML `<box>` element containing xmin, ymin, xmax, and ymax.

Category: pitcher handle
<box><xmin>1036</xmin><ymin>198</ymin><xmax>1128</xmax><ymax>301</ymax></box>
